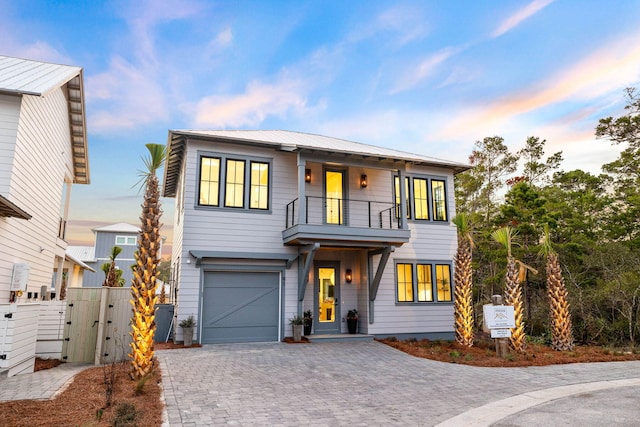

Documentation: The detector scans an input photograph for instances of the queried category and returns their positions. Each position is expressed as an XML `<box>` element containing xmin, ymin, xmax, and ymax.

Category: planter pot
<box><xmin>292</xmin><ymin>324</ymin><xmax>303</xmax><ymax>342</ymax></box>
<box><xmin>182</xmin><ymin>327</ymin><xmax>194</xmax><ymax>346</ymax></box>
<box><xmin>304</xmin><ymin>319</ymin><xmax>312</xmax><ymax>336</ymax></box>
<box><xmin>347</xmin><ymin>318</ymin><xmax>358</xmax><ymax>334</ymax></box>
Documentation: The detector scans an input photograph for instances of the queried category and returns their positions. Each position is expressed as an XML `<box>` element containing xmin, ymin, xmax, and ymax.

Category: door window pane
<box><xmin>225</xmin><ymin>160</ymin><xmax>245</xmax><ymax>208</ymax></box>
<box><xmin>318</xmin><ymin>267</ymin><xmax>336</xmax><ymax>322</ymax></box>
<box><xmin>250</xmin><ymin>162</ymin><xmax>269</xmax><ymax>209</ymax></box>
<box><xmin>417</xmin><ymin>264</ymin><xmax>433</xmax><ymax>301</ymax></box>
<box><xmin>397</xmin><ymin>263</ymin><xmax>414</xmax><ymax>302</ymax></box>
<box><xmin>199</xmin><ymin>157</ymin><xmax>220</xmax><ymax>206</ymax></box>
<box><xmin>326</xmin><ymin>170</ymin><xmax>344</xmax><ymax>224</ymax></box>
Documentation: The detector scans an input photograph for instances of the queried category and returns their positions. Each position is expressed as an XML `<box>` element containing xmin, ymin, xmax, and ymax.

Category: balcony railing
<box><xmin>285</xmin><ymin>196</ymin><xmax>401</xmax><ymax>230</ymax></box>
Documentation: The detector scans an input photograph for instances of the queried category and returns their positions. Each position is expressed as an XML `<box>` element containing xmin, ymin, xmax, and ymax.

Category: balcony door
<box><xmin>325</xmin><ymin>169</ymin><xmax>346</xmax><ymax>225</ymax></box>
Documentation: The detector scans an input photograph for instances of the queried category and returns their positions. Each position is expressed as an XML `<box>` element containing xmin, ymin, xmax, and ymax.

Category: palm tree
<box><xmin>492</xmin><ymin>226</ymin><xmax>526</xmax><ymax>353</ymax></box>
<box><xmin>130</xmin><ymin>143</ymin><xmax>167</xmax><ymax>379</ymax></box>
<box><xmin>452</xmin><ymin>213</ymin><xmax>475</xmax><ymax>347</ymax></box>
<box><xmin>102</xmin><ymin>246</ymin><xmax>123</xmax><ymax>287</ymax></box>
<box><xmin>540</xmin><ymin>225</ymin><xmax>574</xmax><ymax>351</ymax></box>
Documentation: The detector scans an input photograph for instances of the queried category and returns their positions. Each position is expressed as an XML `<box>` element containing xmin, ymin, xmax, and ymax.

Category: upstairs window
<box><xmin>198</xmin><ymin>154</ymin><xmax>271</xmax><ymax>212</ymax></box>
<box><xmin>115</xmin><ymin>236</ymin><xmax>137</xmax><ymax>246</ymax></box>
<box><xmin>393</xmin><ymin>175</ymin><xmax>449</xmax><ymax>222</ymax></box>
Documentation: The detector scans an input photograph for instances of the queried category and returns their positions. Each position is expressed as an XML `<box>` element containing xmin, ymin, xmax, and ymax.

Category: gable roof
<box><xmin>65</xmin><ymin>248</ymin><xmax>96</xmax><ymax>272</ymax></box>
<box><xmin>163</xmin><ymin>129</ymin><xmax>471</xmax><ymax>197</ymax></box>
<box><xmin>92</xmin><ymin>222</ymin><xmax>140</xmax><ymax>234</ymax></box>
<box><xmin>0</xmin><ymin>55</ymin><xmax>90</xmax><ymax>184</ymax></box>
<box><xmin>66</xmin><ymin>246</ymin><xmax>96</xmax><ymax>263</ymax></box>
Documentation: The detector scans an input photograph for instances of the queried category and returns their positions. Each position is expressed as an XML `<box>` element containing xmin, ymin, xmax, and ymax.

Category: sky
<box><xmin>2</xmin><ymin>0</ymin><xmax>639</xmax><ymax>257</ymax></box>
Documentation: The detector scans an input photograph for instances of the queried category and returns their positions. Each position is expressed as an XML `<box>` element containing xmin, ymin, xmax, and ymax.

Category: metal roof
<box><xmin>163</xmin><ymin>129</ymin><xmax>471</xmax><ymax>197</ymax></box>
<box><xmin>65</xmin><ymin>248</ymin><xmax>96</xmax><ymax>272</ymax></box>
<box><xmin>0</xmin><ymin>55</ymin><xmax>90</xmax><ymax>184</ymax></box>
<box><xmin>66</xmin><ymin>246</ymin><xmax>96</xmax><ymax>263</ymax></box>
<box><xmin>92</xmin><ymin>222</ymin><xmax>140</xmax><ymax>233</ymax></box>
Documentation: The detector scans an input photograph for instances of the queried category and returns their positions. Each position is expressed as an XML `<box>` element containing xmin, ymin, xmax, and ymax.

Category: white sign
<box><xmin>483</xmin><ymin>305</ymin><xmax>516</xmax><ymax>329</ymax></box>
<box><xmin>491</xmin><ymin>328</ymin><xmax>512</xmax><ymax>338</ymax></box>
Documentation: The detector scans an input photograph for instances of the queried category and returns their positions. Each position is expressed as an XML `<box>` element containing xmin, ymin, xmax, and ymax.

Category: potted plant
<box><xmin>289</xmin><ymin>314</ymin><xmax>305</xmax><ymax>342</ymax></box>
<box><xmin>179</xmin><ymin>315</ymin><xmax>196</xmax><ymax>346</ymax></box>
<box><xmin>346</xmin><ymin>309</ymin><xmax>358</xmax><ymax>334</ymax></box>
<box><xmin>303</xmin><ymin>310</ymin><xmax>313</xmax><ymax>336</ymax></box>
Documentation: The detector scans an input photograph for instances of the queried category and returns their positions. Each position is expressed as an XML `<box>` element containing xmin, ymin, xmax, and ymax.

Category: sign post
<box><xmin>483</xmin><ymin>295</ymin><xmax>515</xmax><ymax>358</ymax></box>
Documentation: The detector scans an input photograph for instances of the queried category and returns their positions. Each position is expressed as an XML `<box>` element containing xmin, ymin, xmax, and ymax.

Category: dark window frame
<box><xmin>393</xmin><ymin>174</ymin><xmax>449</xmax><ymax>223</ymax></box>
<box><xmin>394</xmin><ymin>260</ymin><xmax>453</xmax><ymax>304</ymax></box>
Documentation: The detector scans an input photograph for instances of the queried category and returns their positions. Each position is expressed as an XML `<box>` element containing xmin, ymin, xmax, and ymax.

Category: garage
<box><xmin>201</xmin><ymin>271</ymin><xmax>280</xmax><ymax>344</ymax></box>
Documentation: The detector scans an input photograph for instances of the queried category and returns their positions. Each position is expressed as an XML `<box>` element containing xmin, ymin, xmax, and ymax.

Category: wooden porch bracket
<box><xmin>298</xmin><ymin>243</ymin><xmax>320</xmax><ymax>302</ymax></box>
<box><xmin>368</xmin><ymin>246</ymin><xmax>394</xmax><ymax>324</ymax></box>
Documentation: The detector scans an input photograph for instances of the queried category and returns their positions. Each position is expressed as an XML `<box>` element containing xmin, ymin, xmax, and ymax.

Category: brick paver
<box><xmin>156</xmin><ymin>342</ymin><xmax>640</xmax><ymax>426</ymax></box>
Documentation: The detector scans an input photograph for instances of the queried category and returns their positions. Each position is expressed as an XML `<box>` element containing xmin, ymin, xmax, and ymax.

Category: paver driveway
<box><xmin>157</xmin><ymin>341</ymin><xmax>640</xmax><ymax>426</ymax></box>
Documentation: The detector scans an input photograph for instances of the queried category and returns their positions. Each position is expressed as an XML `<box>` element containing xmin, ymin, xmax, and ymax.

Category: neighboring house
<box><xmin>68</xmin><ymin>222</ymin><xmax>141</xmax><ymax>287</ymax></box>
<box><xmin>0</xmin><ymin>55</ymin><xmax>90</xmax><ymax>298</ymax></box>
<box><xmin>0</xmin><ymin>55</ymin><xmax>90</xmax><ymax>375</ymax></box>
<box><xmin>163</xmin><ymin>130</ymin><xmax>470</xmax><ymax>344</ymax></box>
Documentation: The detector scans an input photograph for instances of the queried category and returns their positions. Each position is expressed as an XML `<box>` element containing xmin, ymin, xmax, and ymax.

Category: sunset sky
<box><xmin>2</xmin><ymin>0</ymin><xmax>639</xmax><ymax>256</ymax></box>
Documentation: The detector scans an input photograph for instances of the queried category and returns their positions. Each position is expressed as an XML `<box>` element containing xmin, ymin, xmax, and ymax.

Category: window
<box><xmin>250</xmin><ymin>162</ymin><xmax>269</xmax><ymax>210</ymax></box>
<box><xmin>432</xmin><ymin>180</ymin><xmax>447</xmax><ymax>221</ymax></box>
<box><xmin>393</xmin><ymin>175</ymin><xmax>448</xmax><ymax>222</ymax></box>
<box><xmin>116</xmin><ymin>236</ymin><xmax>136</xmax><ymax>246</ymax></box>
<box><xmin>225</xmin><ymin>159</ymin><xmax>245</xmax><ymax>208</ymax></box>
<box><xmin>197</xmin><ymin>153</ymin><xmax>271</xmax><ymax>212</ymax></box>
<box><xmin>396</xmin><ymin>261</ymin><xmax>452</xmax><ymax>303</ymax></box>
<box><xmin>413</xmin><ymin>178</ymin><xmax>429</xmax><ymax>220</ymax></box>
<box><xmin>199</xmin><ymin>157</ymin><xmax>220</xmax><ymax>206</ymax></box>
<box><xmin>396</xmin><ymin>263</ymin><xmax>414</xmax><ymax>302</ymax></box>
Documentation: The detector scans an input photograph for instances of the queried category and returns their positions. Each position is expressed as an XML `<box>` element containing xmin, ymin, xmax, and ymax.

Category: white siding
<box><xmin>0</xmin><ymin>94</ymin><xmax>20</xmax><ymax>194</ymax></box>
<box><xmin>0</xmin><ymin>89</ymin><xmax>74</xmax><ymax>299</ymax></box>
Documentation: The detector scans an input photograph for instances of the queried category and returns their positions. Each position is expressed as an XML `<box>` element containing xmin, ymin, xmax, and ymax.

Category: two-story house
<box><xmin>0</xmin><ymin>55</ymin><xmax>90</xmax><ymax>375</ymax></box>
<box><xmin>163</xmin><ymin>130</ymin><xmax>469</xmax><ymax>344</ymax></box>
<box><xmin>68</xmin><ymin>222</ymin><xmax>141</xmax><ymax>287</ymax></box>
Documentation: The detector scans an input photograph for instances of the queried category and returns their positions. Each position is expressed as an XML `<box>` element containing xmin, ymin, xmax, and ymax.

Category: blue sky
<box><xmin>2</xmin><ymin>0</ymin><xmax>639</xmax><ymax>255</ymax></box>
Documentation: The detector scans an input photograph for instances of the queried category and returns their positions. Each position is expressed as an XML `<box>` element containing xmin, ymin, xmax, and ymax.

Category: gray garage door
<box><xmin>202</xmin><ymin>271</ymin><xmax>280</xmax><ymax>344</ymax></box>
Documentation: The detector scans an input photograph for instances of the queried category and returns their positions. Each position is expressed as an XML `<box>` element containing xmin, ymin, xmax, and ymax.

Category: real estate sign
<box><xmin>483</xmin><ymin>305</ymin><xmax>516</xmax><ymax>329</ymax></box>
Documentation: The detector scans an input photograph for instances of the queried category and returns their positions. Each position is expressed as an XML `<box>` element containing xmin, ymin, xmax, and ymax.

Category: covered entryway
<box><xmin>201</xmin><ymin>271</ymin><xmax>280</xmax><ymax>344</ymax></box>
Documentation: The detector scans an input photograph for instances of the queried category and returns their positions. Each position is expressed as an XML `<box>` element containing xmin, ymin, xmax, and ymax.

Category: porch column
<box><xmin>297</xmin><ymin>153</ymin><xmax>307</xmax><ymax>225</ymax></box>
<box><xmin>398</xmin><ymin>168</ymin><xmax>408</xmax><ymax>229</ymax></box>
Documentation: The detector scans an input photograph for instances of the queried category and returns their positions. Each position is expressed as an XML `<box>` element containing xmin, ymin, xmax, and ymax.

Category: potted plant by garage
<box><xmin>179</xmin><ymin>315</ymin><xmax>196</xmax><ymax>346</ymax></box>
<box><xmin>346</xmin><ymin>309</ymin><xmax>358</xmax><ymax>334</ymax></box>
<box><xmin>289</xmin><ymin>314</ymin><xmax>305</xmax><ymax>342</ymax></box>
<box><xmin>303</xmin><ymin>310</ymin><xmax>313</xmax><ymax>336</ymax></box>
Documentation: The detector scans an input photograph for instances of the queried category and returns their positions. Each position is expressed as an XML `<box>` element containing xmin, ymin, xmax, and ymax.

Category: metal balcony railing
<box><xmin>285</xmin><ymin>196</ymin><xmax>401</xmax><ymax>230</ymax></box>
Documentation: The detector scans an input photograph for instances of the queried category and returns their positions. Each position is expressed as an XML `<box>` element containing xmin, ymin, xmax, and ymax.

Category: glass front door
<box><xmin>314</xmin><ymin>263</ymin><xmax>340</xmax><ymax>334</ymax></box>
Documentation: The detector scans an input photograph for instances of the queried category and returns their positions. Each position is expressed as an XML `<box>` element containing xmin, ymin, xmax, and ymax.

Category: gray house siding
<box><xmin>81</xmin><ymin>230</ymin><xmax>138</xmax><ymax>287</ymax></box>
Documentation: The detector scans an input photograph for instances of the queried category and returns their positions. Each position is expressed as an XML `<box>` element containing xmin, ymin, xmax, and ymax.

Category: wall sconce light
<box><xmin>305</xmin><ymin>169</ymin><xmax>312</xmax><ymax>183</ymax></box>
<box><xmin>345</xmin><ymin>269</ymin><xmax>353</xmax><ymax>283</ymax></box>
<box><xmin>360</xmin><ymin>174</ymin><xmax>368</xmax><ymax>188</ymax></box>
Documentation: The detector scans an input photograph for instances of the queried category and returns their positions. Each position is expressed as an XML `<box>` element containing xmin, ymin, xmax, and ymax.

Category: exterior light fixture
<box><xmin>345</xmin><ymin>269</ymin><xmax>353</xmax><ymax>283</ymax></box>
<box><xmin>360</xmin><ymin>174</ymin><xmax>368</xmax><ymax>188</ymax></box>
<box><xmin>305</xmin><ymin>169</ymin><xmax>312</xmax><ymax>183</ymax></box>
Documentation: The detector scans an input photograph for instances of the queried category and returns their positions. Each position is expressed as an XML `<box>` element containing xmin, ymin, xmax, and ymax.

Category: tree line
<box><xmin>453</xmin><ymin>88</ymin><xmax>640</xmax><ymax>347</ymax></box>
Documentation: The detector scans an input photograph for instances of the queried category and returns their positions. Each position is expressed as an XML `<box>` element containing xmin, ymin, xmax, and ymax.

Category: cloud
<box><xmin>193</xmin><ymin>76</ymin><xmax>310</xmax><ymax>128</ymax></box>
<box><xmin>438</xmin><ymin>32</ymin><xmax>640</xmax><ymax>141</ymax></box>
<box><xmin>348</xmin><ymin>4</ymin><xmax>429</xmax><ymax>47</ymax></box>
<box><xmin>492</xmin><ymin>0</ymin><xmax>554</xmax><ymax>38</ymax></box>
<box><xmin>391</xmin><ymin>46</ymin><xmax>465</xmax><ymax>94</ymax></box>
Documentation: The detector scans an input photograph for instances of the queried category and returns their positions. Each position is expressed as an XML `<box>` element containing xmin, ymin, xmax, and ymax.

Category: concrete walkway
<box><xmin>0</xmin><ymin>362</ymin><xmax>90</xmax><ymax>401</ymax></box>
<box><xmin>156</xmin><ymin>342</ymin><xmax>640</xmax><ymax>426</ymax></box>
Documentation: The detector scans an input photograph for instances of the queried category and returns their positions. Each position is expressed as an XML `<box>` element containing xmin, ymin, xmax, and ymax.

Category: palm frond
<box><xmin>491</xmin><ymin>226</ymin><xmax>517</xmax><ymax>257</ymax></box>
<box><xmin>133</xmin><ymin>143</ymin><xmax>168</xmax><ymax>192</ymax></box>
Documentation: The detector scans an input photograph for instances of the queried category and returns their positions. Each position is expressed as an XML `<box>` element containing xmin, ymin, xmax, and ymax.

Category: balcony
<box><xmin>283</xmin><ymin>196</ymin><xmax>411</xmax><ymax>248</ymax></box>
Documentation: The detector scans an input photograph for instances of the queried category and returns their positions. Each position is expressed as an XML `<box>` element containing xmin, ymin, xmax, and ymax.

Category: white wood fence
<box><xmin>0</xmin><ymin>303</ymin><xmax>39</xmax><ymax>376</ymax></box>
<box><xmin>36</xmin><ymin>301</ymin><xmax>66</xmax><ymax>359</ymax></box>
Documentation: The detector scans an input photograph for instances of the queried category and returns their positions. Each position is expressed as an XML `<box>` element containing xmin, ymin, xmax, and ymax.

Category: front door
<box><xmin>314</xmin><ymin>262</ymin><xmax>341</xmax><ymax>334</ymax></box>
<box><xmin>325</xmin><ymin>169</ymin><xmax>345</xmax><ymax>225</ymax></box>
